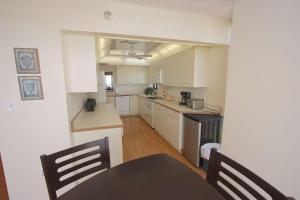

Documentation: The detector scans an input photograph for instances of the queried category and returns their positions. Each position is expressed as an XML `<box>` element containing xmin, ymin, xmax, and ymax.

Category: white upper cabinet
<box><xmin>116</xmin><ymin>66</ymin><xmax>148</xmax><ymax>84</ymax></box>
<box><xmin>149</xmin><ymin>67</ymin><xmax>162</xmax><ymax>84</ymax></box>
<box><xmin>62</xmin><ymin>33</ymin><xmax>97</xmax><ymax>93</ymax></box>
<box><xmin>116</xmin><ymin>66</ymin><xmax>128</xmax><ymax>84</ymax></box>
<box><xmin>150</xmin><ymin>47</ymin><xmax>208</xmax><ymax>88</ymax></box>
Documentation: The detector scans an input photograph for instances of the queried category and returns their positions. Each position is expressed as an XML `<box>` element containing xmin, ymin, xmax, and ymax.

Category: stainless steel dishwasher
<box><xmin>182</xmin><ymin>115</ymin><xmax>201</xmax><ymax>167</ymax></box>
<box><xmin>182</xmin><ymin>114</ymin><xmax>223</xmax><ymax>167</ymax></box>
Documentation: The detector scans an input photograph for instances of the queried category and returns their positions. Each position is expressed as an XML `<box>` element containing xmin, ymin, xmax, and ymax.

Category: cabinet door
<box><xmin>165</xmin><ymin>109</ymin><xmax>180</xmax><ymax>150</ymax></box>
<box><xmin>154</xmin><ymin>69</ymin><xmax>162</xmax><ymax>84</ymax></box>
<box><xmin>62</xmin><ymin>33</ymin><xmax>97</xmax><ymax>92</ymax></box>
<box><xmin>154</xmin><ymin>103</ymin><xmax>163</xmax><ymax>134</ymax></box>
<box><xmin>151</xmin><ymin>47</ymin><xmax>208</xmax><ymax>88</ymax></box>
<box><xmin>127</xmin><ymin>66</ymin><xmax>137</xmax><ymax>84</ymax></box>
<box><xmin>115</xmin><ymin>96</ymin><xmax>129</xmax><ymax>115</ymax></box>
<box><xmin>116</xmin><ymin>66</ymin><xmax>128</xmax><ymax>84</ymax></box>
<box><xmin>136</xmin><ymin>66</ymin><xmax>147</xmax><ymax>84</ymax></box>
<box><xmin>129</xmin><ymin>95</ymin><xmax>138</xmax><ymax>115</ymax></box>
<box><xmin>138</xmin><ymin>97</ymin><xmax>142</xmax><ymax>116</ymax></box>
<box><xmin>154</xmin><ymin>104</ymin><xmax>181</xmax><ymax>150</ymax></box>
<box><xmin>159</xmin><ymin>106</ymin><xmax>168</xmax><ymax>139</ymax></box>
<box><xmin>138</xmin><ymin>97</ymin><xmax>145</xmax><ymax>117</ymax></box>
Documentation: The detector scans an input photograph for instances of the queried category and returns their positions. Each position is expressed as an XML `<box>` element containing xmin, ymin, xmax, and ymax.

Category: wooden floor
<box><xmin>0</xmin><ymin>154</ymin><xmax>9</xmax><ymax>200</ymax></box>
<box><xmin>122</xmin><ymin>115</ymin><xmax>206</xmax><ymax>178</ymax></box>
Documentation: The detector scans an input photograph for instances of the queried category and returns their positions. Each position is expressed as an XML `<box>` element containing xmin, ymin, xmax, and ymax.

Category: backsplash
<box><xmin>158</xmin><ymin>84</ymin><xmax>207</xmax><ymax>101</ymax></box>
<box><xmin>115</xmin><ymin>84</ymin><xmax>150</xmax><ymax>94</ymax></box>
<box><xmin>66</xmin><ymin>93</ymin><xmax>87</xmax><ymax>122</ymax></box>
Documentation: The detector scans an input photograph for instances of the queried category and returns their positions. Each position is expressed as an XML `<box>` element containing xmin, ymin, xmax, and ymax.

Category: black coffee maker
<box><xmin>179</xmin><ymin>92</ymin><xmax>191</xmax><ymax>105</ymax></box>
<box><xmin>85</xmin><ymin>98</ymin><xmax>96</xmax><ymax>112</ymax></box>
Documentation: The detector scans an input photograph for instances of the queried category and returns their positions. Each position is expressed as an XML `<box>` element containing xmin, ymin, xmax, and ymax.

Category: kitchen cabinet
<box><xmin>116</xmin><ymin>66</ymin><xmax>148</xmax><ymax>84</ymax></box>
<box><xmin>116</xmin><ymin>67</ymin><xmax>128</xmax><ymax>84</ymax></box>
<box><xmin>62</xmin><ymin>33</ymin><xmax>97</xmax><ymax>93</ymax></box>
<box><xmin>115</xmin><ymin>96</ymin><xmax>129</xmax><ymax>115</ymax></box>
<box><xmin>138</xmin><ymin>96</ymin><xmax>145</xmax><ymax>117</ymax></box>
<box><xmin>150</xmin><ymin>47</ymin><xmax>208</xmax><ymax>88</ymax></box>
<box><xmin>136</xmin><ymin>66</ymin><xmax>148</xmax><ymax>83</ymax></box>
<box><xmin>138</xmin><ymin>96</ymin><xmax>154</xmax><ymax>127</ymax></box>
<box><xmin>149</xmin><ymin>68</ymin><xmax>162</xmax><ymax>84</ymax></box>
<box><xmin>153</xmin><ymin>103</ymin><xmax>164</xmax><ymax>135</ymax></box>
<box><xmin>106</xmin><ymin>97</ymin><xmax>115</xmax><ymax>106</ymax></box>
<box><xmin>153</xmin><ymin>103</ymin><xmax>182</xmax><ymax>151</ymax></box>
<box><xmin>138</xmin><ymin>96</ymin><xmax>146</xmax><ymax>119</ymax></box>
<box><xmin>129</xmin><ymin>95</ymin><xmax>138</xmax><ymax>115</ymax></box>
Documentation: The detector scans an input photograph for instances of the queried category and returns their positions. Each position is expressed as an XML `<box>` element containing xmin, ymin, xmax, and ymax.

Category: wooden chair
<box><xmin>40</xmin><ymin>137</ymin><xmax>111</xmax><ymax>200</ymax></box>
<box><xmin>207</xmin><ymin>149</ymin><xmax>294</xmax><ymax>200</ymax></box>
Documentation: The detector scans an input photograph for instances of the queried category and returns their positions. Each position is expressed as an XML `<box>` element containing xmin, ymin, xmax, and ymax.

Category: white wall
<box><xmin>0</xmin><ymin>0</ymin><xmax>230</xmax><ymax>199</ymax></box>
<box><xmin>222</xmin><ymin>0</ymin><xmax>300</xmax><ymax>198</ymax></box>
<box><xmin>206</xmin><ymin>47</ymin><xmax>228</xmax><ymax>114</ymax></box>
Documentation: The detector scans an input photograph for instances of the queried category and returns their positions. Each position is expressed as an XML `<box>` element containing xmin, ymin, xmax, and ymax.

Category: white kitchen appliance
<box><xmin>115</xmin><ymin>96</ymin><xmax>129</xmax><ymax>115</ymax></box>
<box><xmin>144</xmin><ymin>99</ymin><xmax>154</xmax><ymax>128</ymax></box>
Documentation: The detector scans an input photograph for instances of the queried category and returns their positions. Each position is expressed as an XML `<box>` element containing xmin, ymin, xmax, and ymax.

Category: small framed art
<box><xmin>14</xmin><ymin>48</ymin><xmax>40</xmax><ymax>74</ymax></box>
<box><xmin>18</xmin><ymin>76</ymin><xmax>44</xmax><ymax>100</ymax></box>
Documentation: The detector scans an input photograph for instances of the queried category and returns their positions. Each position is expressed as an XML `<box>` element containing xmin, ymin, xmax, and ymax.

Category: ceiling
<box><xmin>96</xmin><ymin>37</ymin><xmax>194</xmax><ymax>65</ymax></box>
<box><xmin>113</xmin><ymin>0</ymin><xmax>233</xmax><ymax>20</ymax></box>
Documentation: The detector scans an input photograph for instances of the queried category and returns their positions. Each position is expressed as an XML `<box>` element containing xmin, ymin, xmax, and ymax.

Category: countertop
<box><xmin>106</xmin><ymin>92</ymin><xmax>219</xmax><ymax>114</ymax></box>
<box><xmin>71</xmin><ymin>103</ymin><xmax>123</xmax><ymax>132</ymax></box>
<box><xmin>137</xmin><ymin>94</ymin><xmax>219</xmax><ymax>114</ymax></box>
<box><xmin>115</xmin><ymin>92</ymin><xmax>139</xmax><ymax>96</ymax></box>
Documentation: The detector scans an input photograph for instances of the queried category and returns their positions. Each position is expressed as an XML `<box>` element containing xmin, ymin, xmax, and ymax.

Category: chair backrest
<box><xmin>40</xmin><ymin>137</ymin><xmax>110</xmax><ymax>200</ymax></box>
<box><xmin>207</xmin><ymin>150</ymin><xmax>290</xmax><ymax>200</ymax></box>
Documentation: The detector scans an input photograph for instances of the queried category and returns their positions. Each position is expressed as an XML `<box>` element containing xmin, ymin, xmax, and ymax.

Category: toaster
<box><xmin>186</xmin><ymin>98</ymin><xmax>204</xmax><ymax>110</ymax></box>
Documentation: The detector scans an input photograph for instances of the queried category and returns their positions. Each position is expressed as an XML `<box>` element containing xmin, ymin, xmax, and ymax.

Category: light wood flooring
<box><xmin>122</xmin><ymin>115</ymin><xmax>206</xmax><ymax>178</ymax></box>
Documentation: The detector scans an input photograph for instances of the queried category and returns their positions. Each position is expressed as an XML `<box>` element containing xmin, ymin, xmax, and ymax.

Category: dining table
<box><xmin>57</xmin><ymin>154</ymin><xmax>225</xmax><ymax>200</ymax></box>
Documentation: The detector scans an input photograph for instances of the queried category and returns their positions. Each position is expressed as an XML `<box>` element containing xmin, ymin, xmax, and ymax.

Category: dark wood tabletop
<box><xmin>57</xmin><ymin>154</ymin><xmax>225</xmax><ymax>200</ymax></box>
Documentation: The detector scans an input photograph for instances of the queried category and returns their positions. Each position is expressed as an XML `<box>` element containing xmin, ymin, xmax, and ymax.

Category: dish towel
<box><xmin>200</xmin><ymin>143</ymin><xmax>221</xmax><ymax>160</ymax></box>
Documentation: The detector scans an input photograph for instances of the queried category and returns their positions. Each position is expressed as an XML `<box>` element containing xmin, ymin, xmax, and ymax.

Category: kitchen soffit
<box><xmin>112</xmin><ymin>0</ymin><xmax>233</xmax><ymax>20</ymax></box>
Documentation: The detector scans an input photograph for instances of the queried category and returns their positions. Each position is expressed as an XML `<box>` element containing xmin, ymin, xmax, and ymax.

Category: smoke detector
<box><xmin>104</xmin><ymin>10</ymin><xmax>112</xmax><ymax>20</ymax></box>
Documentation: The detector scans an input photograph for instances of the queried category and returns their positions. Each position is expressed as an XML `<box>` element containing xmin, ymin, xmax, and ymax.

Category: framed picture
<box><xmin>14</xmin><ymin>48</ymin><xmax>40</xmax><ymax>74</ymax></box>
<box><xmin>18</xmin><ymin>76</ymin><xmax>44</xmax><ymax>100</ymax></box>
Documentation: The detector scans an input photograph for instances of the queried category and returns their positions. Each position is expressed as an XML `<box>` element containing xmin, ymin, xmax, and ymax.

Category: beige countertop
<box><xmin>115</xmin><ymin>92</ymin><xmax>139</xmax><ymax>96</ymax></box>
<box><xmin>137</xmin><ymin>93</ymin><xmax>219</xmax><ymax>114</ymax></box>
<box><xmin>71</xmin><ymin>103</ymin><xmax>123</xmax><ymax>132</ymax></box>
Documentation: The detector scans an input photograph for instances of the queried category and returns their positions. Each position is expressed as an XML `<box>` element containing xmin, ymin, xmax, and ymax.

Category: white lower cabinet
<box><xmin>72</xmin><ymin>128</ymin><xmax>123</xmax><ymax>168</ymax></box>
<box><xmin>129</xmin><ymin>95</ymin><xmax>138</xmax><ymax>115</ymax></box>
<box><xmin>138</xmin><ymin>96</ymin><xmax>145</xmax><ymax>118</ymax></box>
<box><xmin>115</xmin><ymin>96</ymin><xmax>129</xmax><ymax>115</ymax></box>
<box><xmin>106</xmin><ymin>97</ymin><xmax>115</xmax><ymax>106</ymax></box>
<box><xmin>153</xmin><ymin>103</ymin><xmax>182</xmax><ymax>151</ymax></box>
